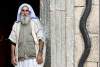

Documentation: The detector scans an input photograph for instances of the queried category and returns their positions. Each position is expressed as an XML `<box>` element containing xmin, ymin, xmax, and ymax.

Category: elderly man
<box><xmin>9</xmin><ymin>3</ymin><xmax>46</xmax><ymax>67</ymax></box>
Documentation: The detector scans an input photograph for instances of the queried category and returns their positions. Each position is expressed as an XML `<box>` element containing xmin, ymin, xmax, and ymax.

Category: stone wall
<box><xmin>50</xmin><ymin>0</ymin><xmax>74</xmax><ymax>67</ymax></box>
<box><xmin>74</xmin><ymin>0</ymin><xmax>99</xmax><ymax>67</ymax></box>
<box><xmin>40</xmin><ymin>0</ymin><xmax>99</xmax><ymax>67</ymax></box>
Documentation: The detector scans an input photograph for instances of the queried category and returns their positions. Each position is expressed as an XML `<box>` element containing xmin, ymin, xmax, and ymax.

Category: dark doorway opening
<box><xmin>0</xmin><ymin>0</ymin><xmax>40</xmax><ymax>67</ymax></box>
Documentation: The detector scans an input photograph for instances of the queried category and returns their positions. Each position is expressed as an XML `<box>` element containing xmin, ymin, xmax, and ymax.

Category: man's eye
<box><xmin>22</xmin><ymin>10</ymin><xmax>29</xmax><ymax>12</ymax></box>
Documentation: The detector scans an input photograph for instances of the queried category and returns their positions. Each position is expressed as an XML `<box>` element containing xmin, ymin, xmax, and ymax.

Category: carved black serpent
<box><xmin>78</xmin><ymin>0</ymin><xmax>92</xmax><ymax>67</ymax></box>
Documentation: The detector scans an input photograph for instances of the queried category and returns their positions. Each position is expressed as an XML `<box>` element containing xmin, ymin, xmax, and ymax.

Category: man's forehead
<box><xmin>22</xmin><ymin>6</ymin><xmax>29</xmax><ymax>10</ymax></box>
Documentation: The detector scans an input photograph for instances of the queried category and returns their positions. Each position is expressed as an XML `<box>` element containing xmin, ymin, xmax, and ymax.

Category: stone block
<box><xmin>75</xmin><ymin>34</ymin><xmax>99</xmax><ymax>67</ymax></box>
<box><xmin>87</xmin><ymin>5</ymin><xmax>99</xmax><ymax>34</ymax></box>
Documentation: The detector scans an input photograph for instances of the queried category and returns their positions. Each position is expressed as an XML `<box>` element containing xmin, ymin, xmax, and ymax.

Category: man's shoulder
<box><xmin>13</xmin><ymin>21</ymin><xmax>21</xmax><ymax>27</ymax></box>
<box><xmin>15</xmin><ymin>21</ymin><xmax>21</xmax><ymax>23</ymax></box>
<box><xmin>31</xmin><ymin>19</ymin><xmax>40</xmax><ymax>23</ymax></box>
<box><xmin>31</xmin><ymin>19</ymin><xmax>40</xmax><ymax>25</ymax></box>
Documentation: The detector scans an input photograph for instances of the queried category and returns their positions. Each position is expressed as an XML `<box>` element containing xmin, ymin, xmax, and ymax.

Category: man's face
<box><xmin>21</xmin><ymin>6</ymin><xmax>29</xmax><ymax>16</ymax></box>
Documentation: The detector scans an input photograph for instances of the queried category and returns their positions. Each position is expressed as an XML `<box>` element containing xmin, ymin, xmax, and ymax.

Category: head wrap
<box><xmin>17</xmin><ymin>3</ymin><xmax>38</xmax><ymax>22</ymax></box>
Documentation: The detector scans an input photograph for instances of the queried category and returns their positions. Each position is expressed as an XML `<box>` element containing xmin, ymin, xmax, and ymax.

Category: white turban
<box><xmin>17</xmin><ymin>3</ymin><xmax>38</xmax><ymax>22</ymax></box>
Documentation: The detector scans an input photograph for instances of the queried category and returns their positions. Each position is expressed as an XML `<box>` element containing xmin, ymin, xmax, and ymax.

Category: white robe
<box><xmin>9</xmin><ymin>19</ymin><xmax>46</xmax><ymax>67</ymax></box>
<box><xmin>16</xmin><ymin>58</ymin><xmax>43</xmax><ymax>67</ymax></box>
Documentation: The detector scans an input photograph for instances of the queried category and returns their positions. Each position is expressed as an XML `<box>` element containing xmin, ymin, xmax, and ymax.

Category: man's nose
<box><xmin>23</xmin><ymin>12</ymin><xmax>27</xmax><ymax>16</ymax></box>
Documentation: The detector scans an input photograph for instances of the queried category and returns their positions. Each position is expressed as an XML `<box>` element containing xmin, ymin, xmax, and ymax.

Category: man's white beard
<box><xmin>20</xmin><ymin>15</ymin><xmax>31</xmax><ymax>25</ymax></box>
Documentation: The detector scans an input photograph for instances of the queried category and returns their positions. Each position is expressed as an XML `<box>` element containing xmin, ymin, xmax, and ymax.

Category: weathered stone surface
<box><xmin>55</xmin><ymin>11</ymin><xmax>65</xmax><ymax>67</ymax></box>
<box><xmin>49</xmin><ymin>0</ymin><xmax>99</xmax><ymax>67</ymax></box>
<box><xmin>93</xmin><ymin>0</ymin><xmax>99</xmax><ymax>5</ymax></box>
<box><xmin>66</xmin><ymin>18</ymin><xmax>75</xmax><ymax>67</ymax></box>
<box><xmin>75</xmin><ymin>0</ymin><xmax>85</xmax><ymax>6</ymax></box>
<box><xmin>65</xmin><ymin>0</ymin><xmax>74</xmax><ymax>17</ymax></box>
<box><xmin>50</xmin><ymin>0</ymin><xmax>75</xmax><ymax>67</ymax></box>
<box><xmin>55</xmin><ymin>0</ymin><xmax>65</xmax><ymax>10</ymax></box>
<box><xmin>75</xmin><ymin>34</ymin><xmax>99</xmax><ymax>67</ymax></box>
<box><xmin>75</xmin><ymin>0</ymin><xmax>99</xmax><ymax>6</ymax></box>
<box><xmin>75</xmin><ymin>7</ymin><xmax>85</xmax><ymax>34</ymax></box>
<box><xmin>50</xmin><ymin>0</ymin><xmax>55</xmax><ymax>11</ymax></box>
<box><xmin>87</xmin><ymin>34</ymin><xmax>99</xmax><ymax>62</ymax></box>
<box><xmin>50</xmin><ymin>11</ymin><xmax>66</xmax><ymax>67</ymax></box>
<box><xmin>59</xmin><ymin>11</ymin><xmax>66</xmax><ymax>67</ymax></box>
<box><xmin>85</xmin><ymin>62</ymin><xmax>98</xmax><ymax>67</ymax></box>
<box><xmin>75</xmin><ymin>5</ymin><xmax>99</xmax><ymax>34</ymax></box>
<box><xmin>65</xmin><ymin>1</ymin><xmax>75</xmax><ymax>67</ymax></box>
<box><xmin>98</xmin><ymin>62</ymin><xmax>100</xmax><ymax>67</ymax></box>
<box><xmin>87</xmin><ymin>5</ymin><xmax>99</xmax><ymax>34</ymax></box>
<box><xmin>50</xmin><ymin>11</ymin><xmax>57</xmax><ymax>67</ymax></box>
<box><xmin>75</xmin><ymin>34</ymin><xmax>84</xmax><ymax>67</ymax></box>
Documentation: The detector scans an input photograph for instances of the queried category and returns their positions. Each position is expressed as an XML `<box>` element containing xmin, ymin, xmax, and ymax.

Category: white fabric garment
<box><xmin>15</xmin><ymin>58</ymin><xmax>43</xmax><ymax>67</ymax></box>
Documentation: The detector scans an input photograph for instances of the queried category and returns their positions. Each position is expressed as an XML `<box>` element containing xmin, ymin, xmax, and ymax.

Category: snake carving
<box><xmin>78</xmin><ymin>0</ymin><xmax>92</xmax><ymax>67</ymax></box>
